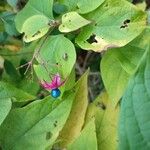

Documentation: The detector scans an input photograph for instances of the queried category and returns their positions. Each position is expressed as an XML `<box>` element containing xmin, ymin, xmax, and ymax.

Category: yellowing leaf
<box><xmin>56</xmin><ymin>70</ymin><xmax>89</xmax><ymax>149</ymax></box>
<box><xmin>101</xmin><ymin>29</ymin><xmax>149</xmax><ymax>106</ymax></box>
<box><xmin>85</xmin><ymin>92</ymin><xmax>119</xmax><ymax>150</ymax></box>
<box><xmin>101</xmin><ymin>50</ymin><xmax>130</xmax><ymax>106</ymax></box>
<box><xmin>68</xmin><ymin>118</ymin><xmax>98</xmax><ymax>150</ymax></box>
<box><xmin>59</xmin><ymin>12</ymin><xmax>91</xmax><ymax>33</ymax></box>
<box><xmin>0</xmin><ymin>56</ymin><xmax>4</xmax><ymax>69</ymax></box>
<box><xmin>76</xmin><ymin>35</ymin><xmax>118</xmax><ymax>52</ymax></box>
<box><xmin>76</xmin><ymin>0</ymin><xmax>146</xmax><ymax>51</ymax></box>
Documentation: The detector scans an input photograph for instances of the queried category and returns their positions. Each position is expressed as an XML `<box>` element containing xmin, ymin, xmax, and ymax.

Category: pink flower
<box><xmin>41</xmin><ymin>73</ymin><xmax>65</xmax><ymax>90</ymax></box>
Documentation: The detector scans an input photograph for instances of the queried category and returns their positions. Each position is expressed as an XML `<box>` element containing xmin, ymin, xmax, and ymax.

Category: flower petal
<box><xmin>41</xmin><ymin>81</ymin><xmax>57</xmax><ymax>90</ymax></box>
<box><xmin>40</xmin><ymin>73</ymin><xmax>66</xmax><ymax>90</ymax></box>
<box><xmin>55</xmin><ymin>74</ymin><xmax>61</xmax><ymax>86</ymax></box>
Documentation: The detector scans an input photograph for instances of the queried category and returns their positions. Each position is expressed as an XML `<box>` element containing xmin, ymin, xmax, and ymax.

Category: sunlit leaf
<box><xmin>59</xmin><ymin>12</ymin><xmax>91</xmax><ymax>33</ymax></box>
<box><xmin>15</xmin><ymin>0</ymin><xmax>54</xmax><ymax>42</ymax></box>
<box><xmin>0</xmin><ymin>55</ymin><xmax>4</xmax><ymax>76</ymax></box>
<box><xmin>34</xmin><ymin>35</ymin><xmax>76</xmax><ymax>83</ymax></box>
<box><xmin>58</xmin><ymin>0</ymin><xmax>104</xmax><ymax>14</ymax></box>
<box><xmin>22</xmin><ymin>15</ymin><xmax>50</xmax><ymax>42</ymax></box>
<box><xmin>147</xmin><ymin>10</ymin><xmax>150</xmax><ymax>25</ymax></box>
<box><xmin>76</xmin><ymin>0</ymin><xmax>146</xmax><ymax>52</ymax></box>
<box><xmin>55</xmin><ymin>70</ymin><xmax>89</xmax><ymax>149</ymax></box>
<box><xmin>101</xmin><ymin>30</ymin><xmax>149</xmax><ymax>106</ymax></box>
<box><xmin>136</xmin><ymin>1</ymin><xmax>146</xmax><ymax>11</ymax></box>
<box><xmin>85</xmin><ymin>92</ymin><xmax>119</xmax><ymax>150</ymax></box>
<box><xmin>68</xmin><ymin>118</ymin><xmax>98</xmax><ymax>150</ymax></box>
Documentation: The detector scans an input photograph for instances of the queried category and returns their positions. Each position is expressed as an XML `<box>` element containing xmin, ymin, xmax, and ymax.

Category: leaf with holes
<box><xmin>34</xmin><ymin>35</ymin><xmax>76</xmax><ymax>83</ymax></box>
<box><xmin>21</xmin><ymin>15</ymin><xmax>50</xmax><ymax>42</ymax></box>
<box><xmin>0</xmin><ymin>93</ymin><xmax>74</xmax><ymax>150</ymax></box>
<box><xmin>76</xmin><ymin>0</ymin><xmax>146</xmax><ymax>52</ymax></box>
<box><xmin>15</xmin><ymin>0</ymin><xmax>53</xmax><ymax>42</ymax></box>
<box><xmin>59</xmin><ymin>12</ymin><xmax>91</xmax><ymax>33</ymax></box>
<box><xmin>119</xmin><ymin>50</ymin><xmax>150</xmax><ymax>150</ymax></box>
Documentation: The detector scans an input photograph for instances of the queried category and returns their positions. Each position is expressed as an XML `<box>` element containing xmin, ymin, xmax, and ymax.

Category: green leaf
<box><xmin>85</xmin><ymin>92</ymin><xmax>119</xmax><ymax>150</ymax></box>
<box><xmin>77</xmin><ymin>0</ymin><xmax>105</xmax><ymax>14</ymax></box>
<box><xmin>0</xmin><ymin>18</ymin><xmax>4</xmax><ymax>32</ymax></box>
<box><xmin>58</xmin><ymin>0</ymin><xmax>104</xmax><ymax>14</ymax></box>
<box><xmin>15</xmin><ymin>0</ymin><xmax>53</xmax><ymax>42</ymax></box>
<box><xmin>53</xmin><ymin>3</ymin><xmax>68</xmax><ymax>15</ymax></box>
<box><xmin>18</xmin><ymin>79</ymin><xmax>40</xmax><ymax>96</ymax></box>
<box><xmin>7</xmin><ymin>0</ymin><xmax>18</xmax><ymax>8</ymax></box>
<box><xmin>119</xmin><ymin>50</ymin><xmax>150</xmax><ymax>150</ymax></box>
<box><xmin>59</xmin><ymin>12</ymin><xmax>91</xmax><ymax>33</ymax></box>
<box><xmin>147</xmin><ymin>10</ymin><xmax>150</xmax><ymax>25</ymax></box>
<box><xmin>0</xmin><ymin>40</ymin><xmax>36</xmax><ymax>68</ymax></box>
<box><xmin>0</xmin><ymin>32</ymin><xmax>8</xmax><ymax>43</ymax></box>
<box><xmin>22</xmin><ymin>15</ymin><xmax>50</xmax><ymax>42</ymax></box>
<box><xmin>0</xmin><ymin>93</ymin><xmax>74</xmax><ymax>150</ymax></box>
<box><xmin>55</xmin><ymin>70</ymin><xmax>89</xmax><ymax>149</ymax></box>
<box><xmin>59</xmin><ymin>67</ymin><xmax>76</xmax><ymax>97</ymax></box>
<box><xmin>0</xmin><ymin>12</ymin><xmax>19</xmax><ymax>36</ymax></box>
<box><xmin>62</xmin><ymin>67</ymin><xmax>76</xmax><ymax>92</ymax></box>
<box><xmin>68</xmin><ymin>118</ymin><xmax>98</xmax><ymax>150</ymax></box>
<box><xmin>0</xmin><ymin>55</ymin><xmax>4</xmax><ymax>76</ymax></box>
<box><xmin>101</xmin><ymin>30</ymin><xmax>149</xmax><ymax>106</ymax></box>
<box><xmin>76</xmin><ymin>0</ymin><xmax>146</xmax><ymax>52</ymax></box>
<box><xmin>101</xmin><ymin>49</ymin><xmax>130</xmax><ymax>106</ymax></box>
<box><xmin>136</xmin><ymin>1</ymin><xmax>146</xmax><ymax>11</ymax></box>
<box><xmin>34</xmin><ymin>35</ymin><xmax>76</xmax><ymax>82</ymax></box>
<box><xmin>4</xmin><ymin>59</ymin><xmax>20</xmax><ymax>82</ymax></box>
<box><xmin>0</xmin><ymin>98</ymin><xmax>11</xmax><ymax>125</ymax></box>
<box><xmin>0</xmin><ymin>81</ymin><xmax>35</xmax><ymax>102</ymax></box>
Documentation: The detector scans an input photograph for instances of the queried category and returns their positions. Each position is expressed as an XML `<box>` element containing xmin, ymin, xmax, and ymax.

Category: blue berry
<box><xmin>51</xmin><ymin>88</ymin><xmax>61</xmax><ymax>98</ymax></box>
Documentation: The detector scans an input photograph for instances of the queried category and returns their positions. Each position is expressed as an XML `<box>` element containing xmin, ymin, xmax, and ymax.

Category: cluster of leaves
<box><xmin>0</xmin><ymin>0</ymin><xmax>150</xmax><ymax>150</ymax></box>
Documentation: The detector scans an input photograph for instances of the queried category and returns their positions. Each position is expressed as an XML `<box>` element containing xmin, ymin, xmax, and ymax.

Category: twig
<box><xmin>16</xmin><ymin>26</ymin><xmax>55</xmax><ymax>75</ymax></box>
<box><xmin>88</xmin><ymin>87</ymin><xmax>94</xmax><ymax>101</ymax></box>
<box><xmin>89</xmin><ymin>72</ymin><xmax>100</xmax><ymax>76</ymax></box>
<box><xmin>16</xmin><ymin>62</ymin><xmax>30</xmax><ymax>70</ymax></box>
<box><xmin>83</xmin><ymin>51</ymin><xmax>92</xmax><ymax>69</ymax></box>
<box><xmin>75</xmin><ymin>62</ymin><xmax>83</xmax><ymax>75</ymax></box>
